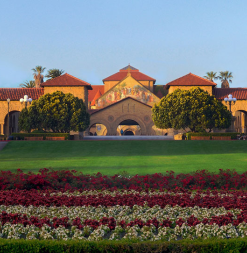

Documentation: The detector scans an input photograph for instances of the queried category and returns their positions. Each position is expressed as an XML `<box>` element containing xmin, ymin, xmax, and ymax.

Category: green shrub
<box><xmin>0</xmin><ymin>238</ymin><xmax>247</xmax><ymax>253</ymax></box>
<box><xmin>11</xmin><ymin>133</ymin><xmax>71</xmax><ymax>140</ymax></box>
<box><xmin>186</xmin><ymin>132</ymin><xmax>240</xmax><ymax>140</ymax></box>
<box><xmin>0</xmin><ymin>135</ymin><xmax>7</xmax><ymax>141</ymax></box>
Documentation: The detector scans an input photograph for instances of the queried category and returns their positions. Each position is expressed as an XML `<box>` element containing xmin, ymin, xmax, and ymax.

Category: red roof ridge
<box><xmin>64</xmin><ymin>73</ymin><xmax>91</xmax><ymax>86</ymax></box>
<box><xmin>165</xmin><ymin>73</ymin><xmax>217</xmax><ymax>88</ymax></box>
<box><xmin>41</xmin><ymin>73</ymin><xmax>92</xmax><ymax>88</ymax></box>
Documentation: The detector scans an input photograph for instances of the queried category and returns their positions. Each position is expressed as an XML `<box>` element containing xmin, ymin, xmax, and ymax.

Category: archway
<box><xmin>4</xmin><ymin>111</ymin><xmax>20</xmax><ymax>135</ymax></box>
<box><xmin>89</xmin><ymin>123</ymin><xmax>108</xmax><ymax>136</ymax></box>
<box><xmin>234</xmin><ymin>110</ymin><xmax>247</xmax><ymax>133</ymax></box>
<box><xmin>117</xmin><ymin>119</ymin><xmax>141</xmax><ymax>136</ymax></box>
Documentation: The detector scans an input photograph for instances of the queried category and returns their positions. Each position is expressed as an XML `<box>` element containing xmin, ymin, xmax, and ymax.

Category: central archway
<box><xmin>113</xmin><ymin>114</ymin><xmax>147</xmax><ymax>136</ymax></box>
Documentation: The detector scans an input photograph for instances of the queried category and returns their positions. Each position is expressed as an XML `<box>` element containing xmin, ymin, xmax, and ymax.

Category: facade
<box><xmin>0</xmin><ymin>65</ymin><xmax>247</xmax><ymax>136</ymax></box>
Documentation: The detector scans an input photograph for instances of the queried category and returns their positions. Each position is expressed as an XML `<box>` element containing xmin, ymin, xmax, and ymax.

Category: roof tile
<box><xmin>165</xmin><ymin>73</ymin><xmax>217</xmax><ymax>88</ymax></box>
<box><xmin>0</xmin><ymin>88</ymin><xmax>44</xmax><ymax>101</ymax></box>
<box><xmin>41</xmin><ymin>73</ymin><xmax>92</xmax><ymax>89</ymax></box>
<box><xmin>213</xmin><ymin>88</ymin><xmax>247</xmax><ymax>100</ymax></box>
<box><xmin>88</xmin><ymin>85</ymin><xmax>104</xmax><ymax>102</ymax></box>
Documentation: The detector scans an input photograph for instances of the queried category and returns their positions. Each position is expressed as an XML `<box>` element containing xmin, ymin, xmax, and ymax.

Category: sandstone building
<box><xmin>0</xmin><ymin>65</ymin><xmax>247</xmax><ymax>136</ymax></box>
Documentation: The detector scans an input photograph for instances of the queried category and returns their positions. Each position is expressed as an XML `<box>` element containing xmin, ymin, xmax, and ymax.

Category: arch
<box><xmin>124</xmin><ymin>130</ymin><xmax>134</xmax><ymax>135</ymax></box>
<box><xmin>233</xmin><ymin>109</ymin><xmax>247</xmax><ymax>133</ymax></box>
<box><xmin>85</xmin><ymin>118</ymin><xmax>111</xmax><ymax>136</ymax></box>
<box><xmin>112</xmin><ymin>114</ymin><xmax>147</xmax><ymax>135</ymax></box>
<box><xmin>4</xmin><ymin>110</ymin><xmax>21</xmax><ymax>135</ymax></box>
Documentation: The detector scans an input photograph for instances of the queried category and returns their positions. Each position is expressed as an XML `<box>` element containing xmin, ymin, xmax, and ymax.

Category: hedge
<box><xmin>186</xmin><ymin>132</ymin><xmax>240</xmax><ymax>140</ymax></box>
<box><xmin>0</xmin><ymin>238</ymin><xmax>247</xmax><ymax>253</ymax></box>
<box><xmin>0</xmin><ymin>135</ymin><xmax>6</xmax><ymax>141</ymax></box>
<box><xmin>11</xmin><ymin>133</ymin><xmax>70</xmax><ymax>140</ymax></box>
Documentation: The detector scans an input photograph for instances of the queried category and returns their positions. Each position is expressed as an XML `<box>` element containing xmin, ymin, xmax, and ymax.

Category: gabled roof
<box><xmin>91</xmin><ymin>89</ymin><xmax>102</xmax><ymax>106</ymax></box>
<box><xmin>121</xmin><ymin>65</ymin><xmax>138</xmax><ymax>71</ymax></box>
<box><xmin>41</xmin><ymin>73</ymin><xmax>92</xmax><ymax>89</ymax></box>
<box><xmin>88</xmin><ymin>85</ymin><xmax>104</xmax><ymax>102</ymax></box>
<box><xmin>103</xmin><ymin>66</ymin><xmax>156</xmax><ymax>82</ymax></box>
<box><xmin>89</xmin><ymin>96</ymin><xmax>152</xmax><ymax>115</ymax></box>
<box><xmin>213</xmin><ymin>88</ymin><xmax>247</xmax><ymax>100</ymax></box>
<box><xmin>0</xmin><ymin>88</ymin><xmax>44</xmax><ymax>101</ymax></box>
<box><xmin>165</xmin><ymin>73</ymin><xmax>217</xmax><ymax>88</ymax></box>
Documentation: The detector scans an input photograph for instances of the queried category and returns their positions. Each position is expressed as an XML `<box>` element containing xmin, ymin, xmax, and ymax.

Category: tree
<box><xmin>19</xmin><ymin>80</ymin><xmax>35</xmax><ymax>88</ymax></box>
<box><xmin>203</xmin><ymin>72</ymin><xmax>218</xmax><ymax>82</ymax></box>
<box><xmin>45</xmin><ymin>69</ymin><xmax>64</xmax><ymax>80</ymax></box>
<box><xmin>32</xmin><ymin>66</ymin><xmax>46</xmax><ymax>88</ymax></box>
<box><xmin>218</xmin><ymin>71</ymin><xmax>233</xmax><ymax>88</ymax></box>
<box><xmin>19</xmin><ymin>91</ymin><xmax>90</xmax><ymax>133</ymax></box>
<box><xmin>18</xmin><ymin>108</ymin><xmax>32</xmax><ymax>133</ymax></box>
<box><xmin>152</xmin><ymin>87</ymin><xmax>232</xmax><ymax>132</ymax></box>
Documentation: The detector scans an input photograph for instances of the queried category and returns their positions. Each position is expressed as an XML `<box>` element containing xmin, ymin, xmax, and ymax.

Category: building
<box><xmin>0</xmin><ymin>65</ymin><xmax>247</xmax><ymax>136</ymax></box>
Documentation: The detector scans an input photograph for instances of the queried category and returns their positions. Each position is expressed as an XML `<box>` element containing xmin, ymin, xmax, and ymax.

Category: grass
<box><xmin>0</xmin><ymin>140</ymin><xmax>247</xmax><ymax>175</ymax></box>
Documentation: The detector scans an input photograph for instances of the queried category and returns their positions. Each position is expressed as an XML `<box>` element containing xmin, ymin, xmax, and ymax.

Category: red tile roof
<box><xmin>103</xmin><ymin>66</ymin><xmax>156</xmax><ymax>82</ymax></box>
<box><xmin>165</xmin><ymin>73</ymin><xmax>217</xmax><ymax>88</ymax></box>
<box><xmin>0</xmin><ymin>88</ymin><xmax>44</xmax><ymax>101</ymax></box>
<box><xmin>88</xmin><ymin>85</ymin><xmax>104</xmax><ymax>102</ymax></box>
<box><xmin>213</xmin><ymin>88</ymin><xmax>247</xmax><ymax>100</ymax></box>
<box><xmin>41</xmin><ymin>73</ymin><xmax>92</xmax><ymax>89</ymax></box>
<box><xmin>91</xmin><ymin>89</ymin><xmax>102</xmax><ymax>106</ymax></box>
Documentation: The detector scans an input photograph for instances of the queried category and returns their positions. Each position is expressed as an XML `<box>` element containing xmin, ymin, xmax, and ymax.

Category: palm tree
<box><xmin>45</xmin><ymin>69</ymin><xmax>64</xmax><ymax>80</ymax></box>
<box><xmin>32</xmin><ymin>66</ymin><xmax>46</xmax><ymax>88</ymax></box>
<box><xmin>203</xmin><ymin>71</ymin><xmax>218</xmax><ymax>82</ymax></box>
<box><xmin>218</xmin><ymin>71</ymin><xmax>233</xmax><ymax>88</ymax></box>
<box><xmin>19</xmin><ymin>80</ymin><xmax>36</xmax><ymax>88</ymax></box>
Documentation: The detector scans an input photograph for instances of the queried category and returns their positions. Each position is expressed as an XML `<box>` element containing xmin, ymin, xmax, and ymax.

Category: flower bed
<box><xmin>1</xmin><ymin>189</ymin><xmax>247</xmax><ymax>241</ymax></box>
<box><xmin>1</xmin><ymin>168</ymin><xmax>247</xmax><ymax>190</ymax></box>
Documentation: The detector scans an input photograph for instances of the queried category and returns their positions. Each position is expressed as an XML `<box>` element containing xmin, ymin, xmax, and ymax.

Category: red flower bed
<box><xmin>1</xmin><ymin>169</ymin><xmax>247</xmax><ymax>190</ymax></box>
<box><xmin>0</xmin><ymin>189</ymin><xmax>247</xmax><ymax>210</ymax></box>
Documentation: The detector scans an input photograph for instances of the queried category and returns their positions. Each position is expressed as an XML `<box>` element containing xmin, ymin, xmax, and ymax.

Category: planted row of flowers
<box><xmin>0</xmin><ymin>189</ymin><xmax>247</xmax><ymax>210</ymax></box>
<box><xmin>0</xmin><ymin>188</ymin><xmax>247</xmax><ymax>241</ymax></box>
<box><xmin>2</xmin><ymin>222</ymin><xmax>247</xmax><ymax>240</ymax></box>
<box><xmin>1</xmin><ymin>168</ymin><xmax>247</xmax><ymax>190</ymax></box>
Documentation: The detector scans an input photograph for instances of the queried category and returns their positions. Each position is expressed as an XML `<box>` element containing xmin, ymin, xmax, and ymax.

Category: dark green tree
<box><xmin>45</xmin><ymin>69</ymin><xmax>64</xmax><ymax>80</ymax></box>
<box><xmin>152</xmin><ymin>87</ymin><xmax>231</xmax><ymax>132</ymax></box>
<box><xmin>18</xmin><ymin>108</ymin><xmax>32</xmax><ymax>133</ymax></box>
<box><xmin>19</xmin><ymin>91</ymin><xmax>90</xmax><ymax>133</ymax></box>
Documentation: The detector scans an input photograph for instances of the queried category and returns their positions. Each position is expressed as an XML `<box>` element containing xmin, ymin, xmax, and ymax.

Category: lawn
<box><xmin>0</xmin><ymin>140</ymin><xmax>246</xmax><ymax>175</ymax></box>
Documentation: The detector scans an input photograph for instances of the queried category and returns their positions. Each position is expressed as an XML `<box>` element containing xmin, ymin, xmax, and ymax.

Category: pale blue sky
<box><xmin>0</xmin><ymin>0</ymin><xmax>247</xmax><ymax>88</ymax></box>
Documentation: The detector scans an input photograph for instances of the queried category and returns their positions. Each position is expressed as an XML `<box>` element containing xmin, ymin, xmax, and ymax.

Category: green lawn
<box><xmin>0</xmin><ymin>140</ymin><xmax>246</xmax><ymax>175</ymax></box>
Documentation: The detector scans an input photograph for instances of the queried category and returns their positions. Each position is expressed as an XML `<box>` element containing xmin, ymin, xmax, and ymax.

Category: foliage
<box><xmin>218</xmin><ymin>71</ymin><xmax>233</xmax><ymax>88</ymax></box>
<box><xmin>203</xmin><ymin>71</ymin><xmax>218</xmax><ymax>82</ymax></box>
<box><xmin>152</xmin><ymin>87</ymin><xmax>232</xmax><ymax>132</ymax></box>
<box><xmin>45</xmin><ymin>69</ymin><xmax>64</xmax><ymax>79</ymax></box>
<box><xmin>0</xmin><ymin>238</ymin><xmax>246</xmax><ymax>253</ymax></box>
<box><xmin>0</xmin><ymin>168</ymin><xmax>247</xmax><ymax>190</ymax></box>
<box><xmin>32</xmin><ymin>65</ymin><xmax>46</xmax><ymax>88</ymax></box>
<box><xmin>11</xmin><ymin>133</ymin><xmax>70</xmax><ymax>140</ymax></box>
<box><xmin>18</xmin><ymin>91</ymin><xmax>90</xmax><ymax>133</ymax></box>
<box><xmin>18</xmin><ymin>108</ymin><xmax>32</xmax><ymax>133</ymax></box>
<box><xmin>218</xmin><ymin>71</ymin><xmax>233</xmax><ymax>83</ymax></box>
<box><xmin>186</xmin><ymin>132</ymin><xmax>240</xmax><ymax>140</ymax></box>
<box><xmin>19</xmin><ymin>80</ymin><xmax>35</xmax><ymax>88</ymax></box>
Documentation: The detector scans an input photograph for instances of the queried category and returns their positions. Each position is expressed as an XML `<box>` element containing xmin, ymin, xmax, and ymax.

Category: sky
<box><xmin>0</xmin><ymin>0</ymin><xmax>247</xmax><ymax>88</ymax></box>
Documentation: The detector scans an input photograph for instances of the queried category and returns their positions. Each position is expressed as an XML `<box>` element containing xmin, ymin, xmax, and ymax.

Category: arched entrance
<box><xmin>234</xmin><ymin>110</ymin><xmax>247</xmax><ymax>133</ymax></box>
<box><xmin>89</xmin><ymin>123</ymin><xmax>108</xmax><ymax>136</ymax></box>
<box><xmin>4</xmin><ymin>111</ymin><xmax>20</xmax><ymax>135</ymax></box>
<box><xmin>117</xmin><ymin>119</ymin><xmax>141</xmax><ymax>136</ymax></box>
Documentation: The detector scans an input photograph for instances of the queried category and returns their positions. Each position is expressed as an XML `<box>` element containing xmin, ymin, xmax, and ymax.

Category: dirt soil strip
<box><xmin>0</xmin><ymin>142</ymin><xmax>8</xmax><ymax>151</ymax></box>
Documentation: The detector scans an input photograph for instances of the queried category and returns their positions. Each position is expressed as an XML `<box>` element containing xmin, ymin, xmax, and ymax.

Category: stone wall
<box><xmin>168</xmin><ymin>85</ymin><xmax>213</xmax><ymax>95</ymax></box>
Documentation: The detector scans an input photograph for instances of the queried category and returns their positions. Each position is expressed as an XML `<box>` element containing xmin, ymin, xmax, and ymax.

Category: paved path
<box><xmin>83</xmin><ymin>136</ymin><xmax>174</xmax><ymax>141</ymax></box>
<box><xmin>0</xmin><ymin>142</ymin><xmax>8</xmax><ymax>151</ymax></box>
